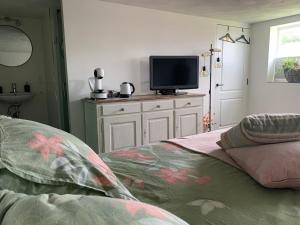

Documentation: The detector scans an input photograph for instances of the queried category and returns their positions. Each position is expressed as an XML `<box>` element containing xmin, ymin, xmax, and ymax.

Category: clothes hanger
<box><xmin>236</xmin><ymin>28</ymin><xmax>250</xmax><ymax>44</ymax></box>
<box><xmin>219</xmin><ymin>26</ymin><xmax>235</xmax><ymax>43</ymax></box>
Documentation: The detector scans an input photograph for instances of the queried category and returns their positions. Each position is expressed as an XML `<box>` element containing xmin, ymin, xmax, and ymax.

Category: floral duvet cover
<box><xmin>2</xmin><ymin>115</ymin><xmax>300</xmax><ymax>225</ymax></box>
<box><xmin>0</xmin><ymin>190</ymin><xmax>187</xmax><ymax>225</ymax></box>
<box><xmin>0</xmin><ymin>116</ymin><xmax>187</xmax><ymax>225</ymax></box>
<box><xmin>102</xmin><ymin>142</ymin><xmax>300</xmax><ymax>225</ymax></box>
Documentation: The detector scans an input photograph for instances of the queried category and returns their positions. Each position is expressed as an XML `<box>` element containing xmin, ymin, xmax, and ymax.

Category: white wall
<box><xmin>62</xmin><ymin>0</ymin><xmax>246</xmax><ymax>140</ymax></box>
<box><xmin>0</xmin><ymin>17</ymin><xmax>49</xmax><ymax>123</ymax></box>
<box><xmin>248</xmin><ymin>14</ymin><xmax>300</xmax><ymax>114</ymax></box>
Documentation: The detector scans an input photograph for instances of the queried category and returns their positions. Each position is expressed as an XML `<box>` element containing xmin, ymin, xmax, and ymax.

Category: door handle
<box><xmin>216</xmin><ymin>83</ymin><xmax>224</xmax><ymax>87</ymax></box>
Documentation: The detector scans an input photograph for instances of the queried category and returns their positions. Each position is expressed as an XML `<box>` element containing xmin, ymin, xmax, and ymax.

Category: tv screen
<box><xmin>150</xmin><ymin>56</ymin><xmax>199</xmax><ymax>90</ymax></box>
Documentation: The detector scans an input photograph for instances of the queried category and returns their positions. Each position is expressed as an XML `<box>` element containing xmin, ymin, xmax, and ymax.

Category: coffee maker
<box><xmin>88</xmin><ymin>68</ymin><xmax>107</xmax><ymax>99</ymax></box>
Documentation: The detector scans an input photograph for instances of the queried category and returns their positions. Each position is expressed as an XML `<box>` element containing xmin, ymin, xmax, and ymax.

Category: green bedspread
<box><xmin>102</xmin><ymin>143</ymin><xmax>300</xmax><ymax>225</ymax></box>
<box><xmin>0</xmin><ymin>189</ymin><xmax>187</xmax><ymax>225</ymax></box>
<box><xmin>0</xmin><ymin>116</ymin><xmax>188</xmax><ymax>225</ymax></box>
<box><xmin>2</xmin><ymin>116</ymin><xmax>300</xmax><ymax>225</ymax></box>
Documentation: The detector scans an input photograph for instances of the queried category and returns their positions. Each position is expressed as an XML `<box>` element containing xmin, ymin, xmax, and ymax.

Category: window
<box><xmin>268</xmin><ymin>21</ymin><xmax>300</xmax><ymax>82</ymax></box>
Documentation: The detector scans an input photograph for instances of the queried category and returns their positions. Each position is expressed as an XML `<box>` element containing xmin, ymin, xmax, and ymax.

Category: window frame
<box><xmin>267</xmin><ymin>21</ymin><xmax>300</xmax><ymax>83</ymax></box>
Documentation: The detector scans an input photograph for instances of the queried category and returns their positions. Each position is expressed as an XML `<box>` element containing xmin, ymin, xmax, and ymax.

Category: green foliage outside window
<box><xmin>281</xmin><ymin>35</ymin><xmax>300</xmax><ymax>45</ymax></box>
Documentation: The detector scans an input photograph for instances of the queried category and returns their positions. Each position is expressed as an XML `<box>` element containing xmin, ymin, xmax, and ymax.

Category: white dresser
<box><xmin>83</xmin><ymin>93</ymin><xmax>205</xmax><ymax>153</ymax></box>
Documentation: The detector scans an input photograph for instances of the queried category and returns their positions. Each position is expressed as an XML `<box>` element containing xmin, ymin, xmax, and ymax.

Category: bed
<box><xmin>102</xmin><ymin>130</ymin><xmax>300</xmax><ymax>225</ymax></box>
<box><xmin>1</xmin><ymin>115</ymin><xmax>300</xmax><ymax>225</ymax></box>
<box><xmin>0</xmin><ymin>116</ymin><xmax>187</xmax><ymax>225</ymax></box>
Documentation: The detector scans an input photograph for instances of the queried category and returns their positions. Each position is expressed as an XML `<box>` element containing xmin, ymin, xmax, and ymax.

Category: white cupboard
<box><xmin>84</xmin><ymin>94</ymin><xmax>204</xmax><ymax>154</ymax></box>
<box><xmin>175</xmin><ymin>107</ymin><xmax>203</xmax><ymax>138</ymax></box>
<box><xmin>142</xmin><ymin>110</ymin><xmax>174</xmax><ymax>145</ymax></box>
<box><xmin>103</xmin><ymin>114</ymin><xmax>141</xmax><ymax>152</ymax></box>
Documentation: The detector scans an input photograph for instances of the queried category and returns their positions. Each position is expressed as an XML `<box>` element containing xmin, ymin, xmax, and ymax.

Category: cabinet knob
<box><xmin>156</xmin><ymin>105</ymin><xmax>161</xmax><ymax>108</ymax></box>
<box><xmin>186</xmin><ymin>102</ymin><xmax>191</xmax><ymax>106</ymax></box>
<box><xmin>120</xmin><ymin>108</ymin><xmax>125</xmax><ymax>112</ymax></box>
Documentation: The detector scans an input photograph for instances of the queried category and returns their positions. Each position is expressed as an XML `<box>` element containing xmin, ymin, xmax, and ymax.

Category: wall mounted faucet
<box><xmin>11</xmin><ymin>83</ymin><xmax>17</xmax><ymax>94</ymax></box>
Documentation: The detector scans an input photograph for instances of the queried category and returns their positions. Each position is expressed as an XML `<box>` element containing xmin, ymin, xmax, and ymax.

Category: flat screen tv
<box><xmin>150</xmin><ymin>56</ymin><xmax>199</xmax><ymax>94</ymax></box>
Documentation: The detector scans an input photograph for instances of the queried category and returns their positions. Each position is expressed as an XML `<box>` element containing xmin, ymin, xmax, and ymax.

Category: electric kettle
<box><xmin>120</xmin><ymin>82</ymin><xmax>135</xmax><ymax>98</ymax></box>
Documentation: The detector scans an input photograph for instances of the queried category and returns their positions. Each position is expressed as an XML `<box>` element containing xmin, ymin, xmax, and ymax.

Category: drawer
<box><xmin>175</xmin><ymin>97</ymin><xmax>203</xmax><ymax>108</ymax></box>
<box><xmin>142</xmin><ymin>100</ymin><xmax>173</xmax><ymax>112</ymax></box>
<box><xmin>102</xmin><ymin>103</ymin><xmax>141</xmax><ymax>116</ymax></box>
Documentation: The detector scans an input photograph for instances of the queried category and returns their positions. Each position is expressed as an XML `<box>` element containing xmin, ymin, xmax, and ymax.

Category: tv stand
<box><xmin>159</xmin><ymin>89</ymin><xmax>175</xmax><ymax>95</ymax></box>
<box><xmin>83</xmin><ymin>93</ymin><xmax>205</xmax><ymax>153</ymax></box>
<box><xmin>174</xmin><ymin>91</ymin><xmax>188</xmax><ymax>96</ymax></box>
<box><xmin>158</xmin><ymin>89</ymin><xmax>187</xmax><ymax>96</ymax></box>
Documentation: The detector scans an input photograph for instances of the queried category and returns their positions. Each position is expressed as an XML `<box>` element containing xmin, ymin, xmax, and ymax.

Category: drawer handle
<box><xmin>186</xmin><ymin>102</ymin><xmax>191</xmax><ymax>106</ymax></box>
<box><xmin>156</xmin><ymin>105</ymin><xmax>161</xmax><ymax>108</ymax></box>
<box><xmin>119</xmin><ymin>108</ymin><xmax>125</xmax><ymax>112</ymax></box>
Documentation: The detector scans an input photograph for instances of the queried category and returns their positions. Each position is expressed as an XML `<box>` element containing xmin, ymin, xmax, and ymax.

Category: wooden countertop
<box><xmin>83</xmin><ymin>93</ymin><xmax>205</xmax><ymax>104</ymax></box>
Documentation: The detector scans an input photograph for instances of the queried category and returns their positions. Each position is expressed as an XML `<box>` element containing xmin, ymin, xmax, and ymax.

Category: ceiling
<box><xmin>100</xmin><ymin>0</ymin><xmax>300</xmax><ymax>23</ymax></box>
<box><xmin>0</xmin><ymin>0</ymin><xmax>60</xmax><ymax>18</ymax></box>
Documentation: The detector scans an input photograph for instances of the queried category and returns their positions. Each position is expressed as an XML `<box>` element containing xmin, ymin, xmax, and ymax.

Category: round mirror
<box><xmin>0</xmin><ymin>25</ymin><xmax>33</xmax><ymax>67</ymax></box>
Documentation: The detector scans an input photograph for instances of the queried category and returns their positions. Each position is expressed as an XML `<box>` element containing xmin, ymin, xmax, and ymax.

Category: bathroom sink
<box><xmin>0</xmin><ymin>93</ymin><xmax>34</xmax><ymax>104</ymax></box>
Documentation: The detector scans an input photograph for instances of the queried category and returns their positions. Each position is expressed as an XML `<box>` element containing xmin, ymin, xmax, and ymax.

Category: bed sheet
<box><xmin>102</xmin><ymin>133</ymin><xmax>300</xmax><ymax>225</ymax></box>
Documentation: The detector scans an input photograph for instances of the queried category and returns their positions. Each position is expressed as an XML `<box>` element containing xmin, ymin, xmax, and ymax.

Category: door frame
<box><xmin>212</xmin><ymin>25</ymin><xmax>249</xmax><ymax>130</ymax></box>
<box><xmin>52</xmin><ymin>8</ymin><xmax>70</xmax><ymax>132</ymax></box>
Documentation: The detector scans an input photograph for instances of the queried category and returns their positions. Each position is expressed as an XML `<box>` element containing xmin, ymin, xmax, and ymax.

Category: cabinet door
<box><xmin>103</xmin><ymin>114</ymin><xmax>141</xmax><ymax>153</ymax></box>
<box><xmin>143</xmin><ymin>110</ymin><xmax>174</xmax><ymax>145</ymax></box>
<box><xmin>175</xmin><ymin>107</ymin><xmax>203</xmax><ymax>138</ymax></box>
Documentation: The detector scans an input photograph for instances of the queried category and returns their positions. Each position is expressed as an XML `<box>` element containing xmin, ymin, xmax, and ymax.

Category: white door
<box><xmin>103</xmin><ymin>114</ymin><xmax>142</xmax><ymax>152</ymax></box>
<box><xmin>175</xmin><ymin>107</ymin><xmax>203</xmax><ymax>138</ymax></box>
<box><xmin>143</xmin><ymin>110</ymin><xmax>174</xmax><ymax>145</ymax></box>
<box><xmin>214</xmin><ymin>26</ymin><xmax>249</xmax><ymax>129</ymax></box>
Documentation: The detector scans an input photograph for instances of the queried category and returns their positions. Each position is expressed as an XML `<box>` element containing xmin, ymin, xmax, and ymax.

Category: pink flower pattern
<box><xmin>123</xmin><ymin>177</ymin><xmax>145</xmax><ymax>190</ymax></box>
<box><xmin>28</xmin><ymin>132</ymin><xmax>64</xmax><ymax>160</ymax></box>
<box><xmin>194</xmin><ymin>176</ymin><xmax>211</xmax><ymax>185</ymax></box>
<box><xmin>123</xmin><ymin>177</ymin><xmax>132</xmax><ymax>186</ymax></box>
<box><xmin>118</xmin><ymin>199</ymin><xmax>166</xmax><ymax>219</ymax></box>
<box><xmin>111</xmin><ymin>149</ymin><xmax>155</xmax><ymax>161</ymax></box>
<box><xmin>93</xmin><ymin>175</ymin><xmax>113</xmax><ymax>187</ymax></box>
<box><xmin>161</xmin><ymin>143</ymin><xmax>182</xmax><ymax>152</ymax></box>
<box><xmin>154</xmin><ymin>168</ymin><xmax>189</xmax><ymax>184</ymax></box>
<box><xmin>134</xmin><ymin>179</ymin><xmax>145</xmax><ymax>189</ymax></box>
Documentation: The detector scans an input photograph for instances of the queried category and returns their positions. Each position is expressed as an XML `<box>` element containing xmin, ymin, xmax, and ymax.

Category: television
<box><xmin>150</xmin><ymin>56</ymin><xmax>199</xmax><ymax>95</ymax></box>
